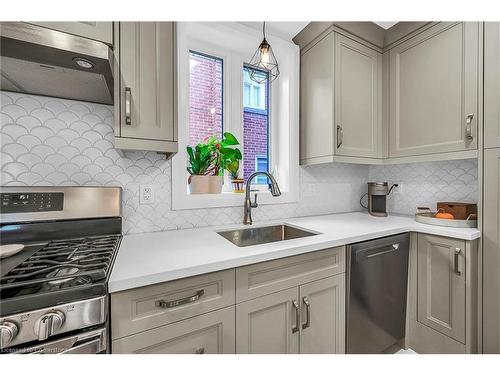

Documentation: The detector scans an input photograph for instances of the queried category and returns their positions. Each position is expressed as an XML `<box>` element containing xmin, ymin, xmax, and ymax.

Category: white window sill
<box><xmin>171</xmin><ymin>190</ymin><xmax>298</xmax><ymax>210</ymax></box>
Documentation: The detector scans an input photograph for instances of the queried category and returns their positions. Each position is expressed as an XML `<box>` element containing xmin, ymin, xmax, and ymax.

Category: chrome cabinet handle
<box><xmin>465</xmin><ymin>114</ymin><xmax>474</xmax><ymax>141</ymax></box>
<box><xmin>292</xmin><ymin>300</ymin><xmax>300</xmax><ymax>334</ymax></box>
<box><xmin>125</xmin><ymin>87</ymin><xmax>132</xmax><ymax>125</ymax></box>
<box><xmin>454</xmin><ymin>248</ymin><xmax>463</xmax><ymax>275</ymax></box>
<box><xmin>195</xmin><ymin>348</ymin><xmax>205</xmax><ymax>354</ymax></box>
<box><xmin>302</xmin><ymin>297</ymin><xmax>311</xmax><ymax>330</ymax></box>
<box><xmin>337</xmin><ymin>125</ymin><xmax>343</xmax><ymax>148</ymax></box>
<box><xmin>155</xmin><ymin>290</ymin><xmax>204</xmax><ymax>309</ymax></box>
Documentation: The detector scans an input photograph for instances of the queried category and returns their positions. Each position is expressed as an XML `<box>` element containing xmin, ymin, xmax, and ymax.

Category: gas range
<box><xmin>0</xmin><ymin>187</ymin><xmax>121</xmax><ymax>354</ymax></box>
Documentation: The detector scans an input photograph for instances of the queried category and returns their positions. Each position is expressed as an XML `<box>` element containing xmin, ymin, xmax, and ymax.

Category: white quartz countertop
<box><xmin>109</xmin><ymin>212</ymin><xmax>480</xmax><ymax>293</ymax></box>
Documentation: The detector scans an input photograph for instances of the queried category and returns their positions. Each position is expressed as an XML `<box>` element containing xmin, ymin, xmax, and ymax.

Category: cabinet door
<box><xmin>28</xmin><ymin>22</ymin><xmax>113</xmax><ymax>45</ymax></box>
<box><xmin>300</xmin><ymin>32</ymin><xmax>334</xmax><ymax>163</ymax></box>
<box><xmin>236</xmin><ymin>287</ymin><xmax>299</xmax><ymax>354</ymax></box>
<box><xmin>483</xmin><ymin>148</ymin><xmax>500</xmax><ymax>353</ymax></box>
<box><xmin>389</xmin><ymin>22</ymin><xmax>479</xmax><ymax>157</ymax></box>
<box><xmin>111</xmin><ymin>306</ymin><xmax>235</xmax><ymax>354</ymax></box>
<box><xmin>116</xmin><ymin>22</ymin><xmax>175</xmax><ymax>147</ymax></box>
<box><xmin>334</xmin><ymin>34</ymin><xmax>382</xmax><ymax>158</ymax></box>
<box><xmin>417</xmin><ymin>234</ymin><xmax>466</xmax><ymax>343</ymax></box>
<box><xmin>299</xmin><ymin>275</ymin><xmax>345</xmax><ymax>354</ymax></box>
<box><xmin>485</xmin><ymin>22</ymin><xmax>500</xmax><ymax>149</ymax></box>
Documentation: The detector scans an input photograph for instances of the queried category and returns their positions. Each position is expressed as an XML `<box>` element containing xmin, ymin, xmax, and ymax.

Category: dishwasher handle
<box><xmin>355</xmin><ymin>243</ymin><xmax>400</xmax><ymax>261</ymax></box>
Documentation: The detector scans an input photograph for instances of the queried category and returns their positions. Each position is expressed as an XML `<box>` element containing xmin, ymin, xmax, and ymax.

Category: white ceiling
<box><xmin>373</xmin><ymin>21</ymin><xmax>398</xmax><ymax>29</ymax></box>
<box><xmin>240</xmin><ymin>22</ymin><xmax>309</xmax><ymax>41</ymax></box>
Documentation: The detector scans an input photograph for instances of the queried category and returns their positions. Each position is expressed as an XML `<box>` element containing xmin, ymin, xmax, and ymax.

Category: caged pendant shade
<box><xmin>248</xmin><ymin>22</ymin><xmax>280</xmax><ymax>83</ymax></box>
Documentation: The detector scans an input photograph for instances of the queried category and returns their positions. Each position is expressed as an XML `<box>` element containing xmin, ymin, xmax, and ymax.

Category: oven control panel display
<box><xmin>1</xmin><ymin>192</ymin><xmax>64</xmax><ymax>213</ymax></box>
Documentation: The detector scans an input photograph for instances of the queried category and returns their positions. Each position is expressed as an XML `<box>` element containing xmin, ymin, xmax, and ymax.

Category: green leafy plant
<box><xmin>187</xmin><ymin>132</ymin><xmax>242</xmax><ymax>177</ymax></box>
<box><xmin>226</xmin><ymin>160</ymin><xmax>240</xmax><ymax>180</ymax></box>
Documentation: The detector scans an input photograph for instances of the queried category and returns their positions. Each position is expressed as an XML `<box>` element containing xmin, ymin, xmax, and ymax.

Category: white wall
<box><xmin>0</xmin><ymin>91</ymin><xmax>479</xmax><ymax>233</ymax></box>
<box><xmin>0</xmin><ymin>92</ymin><xmax>368</xmax><ymax>234</ymax></box>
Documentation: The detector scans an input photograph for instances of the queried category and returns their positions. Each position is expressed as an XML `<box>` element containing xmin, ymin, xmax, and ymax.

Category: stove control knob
<box><xmin>0</xmin><ymin>321</ymin><xmax>19</xmax><ymax>348</ymax></box>
<box><xmin>35</xmin><ymin>311</ymin><xmax>65</xmax><ymax>341</ymax></box>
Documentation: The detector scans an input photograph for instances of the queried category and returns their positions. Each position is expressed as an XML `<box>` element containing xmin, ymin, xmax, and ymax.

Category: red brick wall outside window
<box><xmin>189</xmin><ymin>52</ymin><xmax>269</xmax><ymax>184</ymax></box>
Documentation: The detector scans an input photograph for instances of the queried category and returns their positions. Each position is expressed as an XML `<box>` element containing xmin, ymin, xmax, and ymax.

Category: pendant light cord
<box><xmin>262</xmin><ymin>21</ymin><xmax>266</xmax><ymax>39</ymax></box>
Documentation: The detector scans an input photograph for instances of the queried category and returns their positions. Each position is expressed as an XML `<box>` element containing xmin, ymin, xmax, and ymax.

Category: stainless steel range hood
<box><xmin>0</xmin><ymin>22</ymin><xmax>114</xmax><ymax>104</ymax></box>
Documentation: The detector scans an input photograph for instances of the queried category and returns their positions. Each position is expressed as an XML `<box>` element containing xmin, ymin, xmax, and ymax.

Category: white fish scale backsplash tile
<box><xmin>1</xmin><ymin>91</ymin><xmax>370</xmax><ymax>234</ymax></box>
<box><xmin>369</xmin><ymin>159</ymin><xmax>478</xmax><ymax>216</ymax></box>
<box><xmin>1</xmin><ymin>92</ymin><xmax>478</xmax><ymax>232</ymax></box>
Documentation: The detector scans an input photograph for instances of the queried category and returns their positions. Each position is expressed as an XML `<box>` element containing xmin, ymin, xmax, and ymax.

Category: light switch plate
<box><xmin>140</xmin><ymin>184</ymin><xmax>154</xmax><ymax>204</ymax></box>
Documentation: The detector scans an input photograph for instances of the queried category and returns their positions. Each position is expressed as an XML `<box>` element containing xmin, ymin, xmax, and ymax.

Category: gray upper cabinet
<box><xmin>335</xmin><ymin>34</ymin><xmax>382</xmax><ymax>158</ymax></box>
<box><xmin>300</xmin><ymin>32</ymin><xmax>335</xmax><ymax>164</ymax></box>
<box><xmin>27</xmin><ymin>22</ymin><xmax>113</xmax><ymax>45</ymax></box>
<box><xmin>417</xmin><ymin>234</ymin><xmax>466</xmax><ymax>343</ymax></box>
<box><xmin>483</xmin><ymin>148</ymin><xmax>500</xmax><ymax>353</ymax></box>
<box><xmin>389</xmin><ymin>22</ymin><xmax>479</xmax><ymax>158</ymax></box>
<box><xmin>114</xmin><ymin>22</ymin><xmax>177</xmax><ymax>154</ymax></box>
<box><xmin>485</xmin><ymin>22</ymin><xmax>500</xmax><ymax>149</ymax></box>
<box><xmin>299</xmin><ymin>31</ymin><xmax>382</xmax><ymax>164</ymax></box>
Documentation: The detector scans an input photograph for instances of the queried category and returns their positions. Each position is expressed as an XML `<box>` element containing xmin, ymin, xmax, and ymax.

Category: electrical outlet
<box><xmin>140</xmin><ymin>184</ymin><xmax>154</xmax><ymax>204</ymax></box>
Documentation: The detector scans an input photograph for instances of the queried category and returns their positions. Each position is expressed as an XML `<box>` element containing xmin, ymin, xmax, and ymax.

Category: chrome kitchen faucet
<box><xmin>243</xmin><ymin>172</ymin><xmax>281</xmax><ymax>225</ymax></box>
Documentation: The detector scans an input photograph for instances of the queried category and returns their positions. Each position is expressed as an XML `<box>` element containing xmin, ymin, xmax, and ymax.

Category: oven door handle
<box><xmin>23</xmin><ymin>328</ymin><xmax>106</xmax><ymax>354</ymax></box>
<box><xmin>60</xmin><ymin>338</ymin><xmax>102</xmax><ymax>354</ymax></box>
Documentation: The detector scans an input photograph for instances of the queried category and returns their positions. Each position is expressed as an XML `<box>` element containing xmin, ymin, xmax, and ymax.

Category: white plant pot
<box><xmin>188</xmin><ymin>175</ymin><xmax>223</xmax><ymax>194</ymax></box>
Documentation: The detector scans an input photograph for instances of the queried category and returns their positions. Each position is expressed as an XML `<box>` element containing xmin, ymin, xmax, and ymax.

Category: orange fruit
<box><xmin>435</xmin><ymin>212</ymin><xmax>454</xmax><ymax>219</ymax></box>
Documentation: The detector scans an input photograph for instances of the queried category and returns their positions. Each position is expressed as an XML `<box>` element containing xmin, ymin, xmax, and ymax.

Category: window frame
<box><xmin>172</xmin><ymin>22</ymin><xmax>299</xmax><ymax>210</ymax></box>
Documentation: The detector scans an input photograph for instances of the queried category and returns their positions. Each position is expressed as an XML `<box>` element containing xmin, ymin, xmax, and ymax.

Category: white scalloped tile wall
<box><xmin>368</xmin><ymin>160</ymin><xmax>478</xmax><ymax>215</ymax></box>
<box><xmin>0</xmin><ymin>92</ymin><xmax>369</xmax><ymax>234</ymax></box>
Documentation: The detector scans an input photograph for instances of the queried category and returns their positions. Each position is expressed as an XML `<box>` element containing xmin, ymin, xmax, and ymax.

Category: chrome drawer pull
<box><xmin>465</xmin><ymin>114</ymin><xmax>474</xmax><ymax>141</ymax></box>
<box><xmin>292</xmin><ymin>300</ymin><xmax>300</xmax><ymax>334</ymax></box>
<box><xmin>125</xmin><ymin>87</ymin><xmax>132</xmax><ymax>125</ymax></box>
<box><xmin>454</xmin><ymin>248</ymin><xmax>463</xmax><ymax>275</ymax></box>
<box><xmin>337</xmin><ymin>125</ymin><xmax>343</xmax><ymax>148</ymax></box>
<box><xmin>155</xmin><ymin>289</ymin><xmax>205</xmax><ymax>309</ymax></box>
<box><xmin>302</xmin><ymin>297</ymin><xmax>311</xmax><ymax>330</ymax></box>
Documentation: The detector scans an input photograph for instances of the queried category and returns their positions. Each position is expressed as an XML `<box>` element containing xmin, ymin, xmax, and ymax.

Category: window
<box><xmin>189</xmin><ymin>51</ymin><xmax>223</xmax><ymax>146</ymax></box>
<box><xmin>172</xmin><ymin>22</ymin><xmax>299</xmax><ymax>210</ymax></box>
<box><xmin>254</xmin><ymin>155</ymin><xmax>269</xmax><ymax>184</ymax></box>
<box><xmin>243</xmin><ymin>68</ymin><xmax>267</xmax><ymax>111</ymax></box>
<box><xmin>243</xmin><ymin>66</ymin><xmax>269</xmax><ymax>184</ymax></box>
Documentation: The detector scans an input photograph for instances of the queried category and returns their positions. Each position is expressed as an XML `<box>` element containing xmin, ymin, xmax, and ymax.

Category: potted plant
<box><xmin>187</xmin><ymin>132</ymin><xmax>242</xmax><ymax>194</ymax></box>
<box><xmin>227</xmin><ymin>160</ymin><xmax>244</xmax><ymax>193</ymax></box>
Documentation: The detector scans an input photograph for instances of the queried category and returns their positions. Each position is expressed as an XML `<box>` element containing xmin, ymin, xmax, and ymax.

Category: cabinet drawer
<box><xmin>111</xmin><ymin>269</ymin><xmax>235</xmax><ymax>339</ymax></box>
<box><xmin>236</xmin><ymin>247</ymin><xmax>345</xmax><ymax>303</ymax></box>
<box><xmin>112</xmin><ymin>306</ymin><xmax>235</xmax><ymax>354</ymax></box>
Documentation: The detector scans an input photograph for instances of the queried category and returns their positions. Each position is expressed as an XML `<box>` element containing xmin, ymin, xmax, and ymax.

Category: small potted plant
<box><xmin>227</xmin><ymin>160</ymin><xmax>244</xmax><ymax>193</ymax></box>
<box><xmin>187</xmin><ymin>132</ymin><xmax>242</xmax><ymax>194</ymax></box>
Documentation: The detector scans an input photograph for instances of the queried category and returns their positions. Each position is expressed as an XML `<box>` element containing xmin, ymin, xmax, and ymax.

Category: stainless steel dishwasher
<box><xmin>346</xmin><ymin>233</ymin><xmax>410</xmax><ymax>353</ymax></box>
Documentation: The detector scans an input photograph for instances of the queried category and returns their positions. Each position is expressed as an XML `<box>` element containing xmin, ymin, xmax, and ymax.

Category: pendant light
<box><xmin>249</xmin><ymin>22</ymin><xmax>280</xmax><ymax>83</ymax></box>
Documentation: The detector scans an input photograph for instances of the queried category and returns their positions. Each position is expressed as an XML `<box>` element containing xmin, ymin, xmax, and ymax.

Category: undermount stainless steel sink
<box><xmin>217</xmin><ymin>224</ymin><xmax>318</xmax><ymax>247</ymax></box>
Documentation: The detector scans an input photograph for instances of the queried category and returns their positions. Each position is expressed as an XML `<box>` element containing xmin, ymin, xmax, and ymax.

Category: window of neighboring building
<box><xmin>243</xmin><ymin>66</ymin><xmax>269</xmax><ymax>185</ymax></box>
<box><xmin>243</xmin><ymin>68</ymin><xmax>267</xmax><ymax>111</ymax></box>
<box><xmin>189</xmin><ymin>51</ymin><xmax>223</xmax><ymax>146</ymax></box>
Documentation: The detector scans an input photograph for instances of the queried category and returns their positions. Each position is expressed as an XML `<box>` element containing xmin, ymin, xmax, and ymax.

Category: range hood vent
<box><xmin>0</xmin><ymin>22</ymin><xmax>114</xmax><ymax>105</ymax></box>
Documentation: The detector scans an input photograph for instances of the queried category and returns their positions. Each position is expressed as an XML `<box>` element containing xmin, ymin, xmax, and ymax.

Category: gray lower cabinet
<box><xmin>112</xmin><ymin>306</ymin><xmax>235</xmax><ymax>354</ymax></box>
<box><xmin>27</xmin><ymin>22</ymin><xmax>113</xmax><ymax>45</ymax></box>
<box><xmin>235</xmin><ymin>274</ymin><xmax>345</xmax><ymax>354</ymax></box>
<box><xmin>483</xmin><ymin>148</ymin><xmax>500</xmax><ymax>353</ymax></box>
<box><xmin>114</xmin><ymin>22</ymin><xmax>177</xmax><ymax>154</ymax></box>
<box><xmin>299</xmin><ymin>275</ymin><xmax>345</xmax><ymax>354</ymax></box>
<box><xmin>408</xmin><ymin>233</ymin><xmax>478</xmax><ymax>354</ymax></box>
<box><xmin>416</xmin><ymin>234</ymin><xmax>466</xmax><ymax>343</ymax></box>
<box><xmin>235</xmin><ymin>287</ymin><xmax>300</xmax><ymax>354</ymax></box>
<box><xmin>485</xmin><ymin>22</ymin><xmax>500</xmax><ymax>149</ymax></box>
<box><xmin>389</xmin><ymin>22</ymin><xmax>479</xmax><ymax>158</ymax></box>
